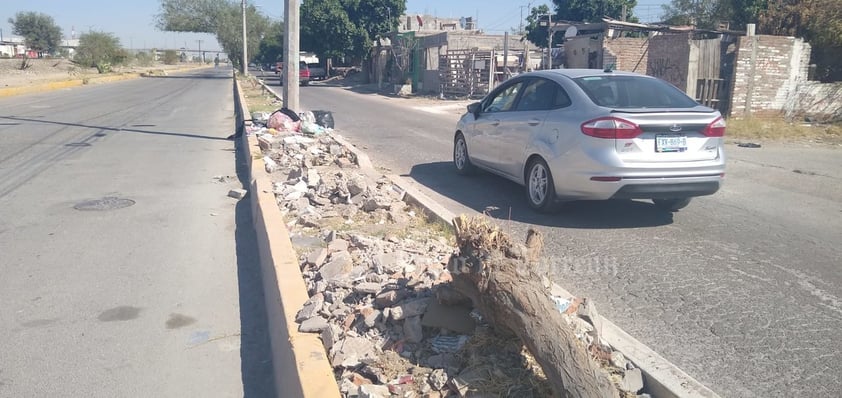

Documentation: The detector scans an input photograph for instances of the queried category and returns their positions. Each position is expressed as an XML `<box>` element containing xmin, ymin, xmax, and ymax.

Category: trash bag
<box><xmin>301</xmin><ymin>121</ymin><xmax>325</xmax><ymax>135</ymax></box>
<box><xmin>312</xmin><ymin>110</ymin><xmax>334</xmax><ymax>129</ymax></box>
<box><xmin>299</xmin><ymin>111</ymin><xmax>316</xmax><ymax>124</ymax></box>
<box><xmin>267</xmin><ymin>110</ymin><xmax>301</xmax><ymax>133</ymax></box>
<box><xmin>277</xmin><ymin>107</ymin><xmax>300</xmax><ymax>122</ymax></box>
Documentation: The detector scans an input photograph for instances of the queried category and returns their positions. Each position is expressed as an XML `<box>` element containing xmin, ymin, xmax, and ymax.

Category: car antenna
<box><xmin>603</xmin><ymin>63</ymin><xmax>615</xmax><ymax>73</ymax></box>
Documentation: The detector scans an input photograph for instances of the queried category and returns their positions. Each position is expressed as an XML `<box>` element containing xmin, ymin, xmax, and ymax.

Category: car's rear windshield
<box><xmin>573</xmin><ymin>75</ymin><xmax>699</xmax><ymax>109</ymax></box>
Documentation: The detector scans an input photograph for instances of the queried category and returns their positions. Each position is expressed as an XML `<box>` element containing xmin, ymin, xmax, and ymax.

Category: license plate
<box><xmin>656</xmin><ymin>135</ymin><xmax>687</xmax><ymax>152</ymax></box>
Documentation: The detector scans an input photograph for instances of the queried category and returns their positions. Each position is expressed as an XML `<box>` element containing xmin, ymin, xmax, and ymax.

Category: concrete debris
<box><xmin>358</xmin><ymin>384</ymin><xmax>390</xmax><ymax>398</ymax></box>
<box><xmin>403</xmin><ymin>315</ymin><xmax>424</xmax><ymax>343</ymax></box>
<box><xmin>299</xmin><ymin>316</ymin><xmax>329</xmax><ymax>333</ymax></box>
<box><xmin>619</xmin><ymin>368</ymin><xmax>644</xmax><ymax>393</ymax></box>
<box><xmin>227</xmin><ymin>189</ymin><xmax>247</xmax><ymax>199</ymax></box>
<box><xmin>263</xmin><ymin>156</ymin><xmax>278</xmax><ymax>173</ymax></box>
<box><xmin>428</xmin><ymin>369</ymin><xmax>449</xmax><ymax>390</ymax></box>
<box><xmin>264</xmin><ymin>127</ymin><xmax>645</xmax><ymax>397</ymax></box>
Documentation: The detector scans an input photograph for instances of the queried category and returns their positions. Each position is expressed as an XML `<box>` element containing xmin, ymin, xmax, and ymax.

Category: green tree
<box><xmin>156</xmin><ymin>0</ymin><xmax>271</xmax><ymax>70</ymax></box>
<box><xmin>524</xmin><ymin>0</ymin><xmax>637</xmax><ymax>47</ymax></box>
<box><xmin>255</xmin><ymin>21</ymin><xmax>284</xmax><ymax>65</ymax></box>
<box><xmin>301</xmin><ymin>0</ymin><xmax>361</xmax><ymax>60</ymax></box>
<box><xmin>524</xmin><ymin>4</ymin><xmax>553</xmax><ymax>48</ymax></box>
<box><xmin>759</xmin><ymin>0</ymin><xmax>842</xmax><ymax>81</ymax></box>
<box><xmin>7</xmin><ymin>11</ymin><xmax>63</xmax><ymax>54</ymax></box>
<box><xmin>556</xmin><ymin>0</ymin><xmax>638</xmax><ymax>22</ymax></box>
<box><xmin>300</xmin><ymin>0</ymin><xmax>406</xmax><ymax>62</ymax></box>
<box><xmin>74</xmin><ymin>31</ymin><xmax>127</xmax><ymax>72</ymax></box>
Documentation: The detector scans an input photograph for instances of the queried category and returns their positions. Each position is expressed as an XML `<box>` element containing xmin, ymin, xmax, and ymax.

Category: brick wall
<box><xmin>603</xmin><ymin>37</ymin><xmax>649</xmax><ymax>73</ymax></box>
<box><xmin>647</xmin><ymin>33</ymin><xmax>692</xmax><ymax>92</ymax></box>
<box><xmin>729</xmin><ymin>35</ymin><xmax>811</xmax><ymax>116</ymax></box>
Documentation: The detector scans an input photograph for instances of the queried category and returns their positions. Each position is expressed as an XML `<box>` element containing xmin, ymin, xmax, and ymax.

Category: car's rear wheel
<box><xmin>526</xmin><ymin>158</ymin><xmax>557</xmax><ymax>212</ymax></box>
<box><xmin>653</xmin><ymin>197</ymin><xmax>692</xmax><ymax>211</ymax></box>
<box><xmin>453</xmin><ymin>133</ymin><xmax>476</xmax><ymax>175</ymax></box>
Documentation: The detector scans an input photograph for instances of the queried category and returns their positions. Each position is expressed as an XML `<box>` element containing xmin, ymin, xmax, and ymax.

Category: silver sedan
<box><xmin>453</xmin><ymin>69</ymin><xmax>726</xmax><ymax>212</ymax></box>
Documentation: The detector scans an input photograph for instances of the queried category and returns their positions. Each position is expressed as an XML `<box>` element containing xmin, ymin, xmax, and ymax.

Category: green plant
<box><xmin>162</xmin><ymin>50</ymin><xmax>179</xmax><ymax>65</ymax></box>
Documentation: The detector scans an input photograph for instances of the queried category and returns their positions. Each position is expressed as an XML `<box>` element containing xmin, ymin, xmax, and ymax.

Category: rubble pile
<box><xmin>252</xmin><ymin>112</ymin><xmax>649</xmax><ymax>397</ymax></box>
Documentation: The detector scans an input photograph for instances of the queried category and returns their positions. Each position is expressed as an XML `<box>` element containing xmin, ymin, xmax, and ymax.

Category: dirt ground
<box><xmin>0</xmin><ymin>58</ymin><xmax>201</xmax><ymax>89</ymax></box>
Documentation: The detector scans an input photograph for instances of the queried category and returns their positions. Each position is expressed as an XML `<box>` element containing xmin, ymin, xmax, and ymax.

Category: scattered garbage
<box><xmin>228</xmin><ymin>189</ymin><xmax>247</xmax><ymax>199</ymax></box>
<box><xmin>737</xmin><ymin>142</ymin><xmax>762</xmax><ymax>148</ymax></box>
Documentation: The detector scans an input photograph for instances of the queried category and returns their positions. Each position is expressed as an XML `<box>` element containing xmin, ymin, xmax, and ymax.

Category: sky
<box><xmin>1</xmin><ymin>1</ymin><xmax>669</xmax><ymax>53</ymax></box>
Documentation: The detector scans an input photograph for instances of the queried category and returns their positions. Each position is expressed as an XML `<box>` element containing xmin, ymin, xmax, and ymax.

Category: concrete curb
<box><xmin>0</xmin><ymin>65</ymin><xmax>208</xmax><ymax>98</ymax></box>
<box><xmin>240</xmin><ymin>75</ymin><xmax>720</xmax><ymax>397</ymax></box>
<box><xmin>234</xmin><ymin>76</ymin><xmax>341</xmax><ymax>398</ymax></box>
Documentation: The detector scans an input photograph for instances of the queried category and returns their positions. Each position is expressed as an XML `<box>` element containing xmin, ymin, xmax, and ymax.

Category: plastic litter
<box><xmin>551</xmin><ymin>296</ymin><xmax>571</xmax><ymax>313</ymax></box>
<box><xmin>430</xmin><ymin>335</ymin><xmax>469</xmax><ymax>353</ymax></box>
<box><xmin>301</xmin><ymin>121</ymin><xmax>326</xmax><ymax>135</ymax></box>
<box><xmin>313</xmin><ymin>110</ymin><xmax>335</xmax><ymax>129</ymax></box>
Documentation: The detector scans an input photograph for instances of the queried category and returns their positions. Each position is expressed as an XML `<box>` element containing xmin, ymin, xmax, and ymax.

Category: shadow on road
<box><xmin>409</xmin><ymin>161</ymin><xmax>675</xmax><ymax>229</ymax></box>
<box><xmin>233</xmin><ymin>137</ymin><xmax>277</xmax><ymax>397</ymax></box>
<box><xmin>0</xmin><ymin>116</ymin><xmax>230</xmax><ymax>141</ymax></box>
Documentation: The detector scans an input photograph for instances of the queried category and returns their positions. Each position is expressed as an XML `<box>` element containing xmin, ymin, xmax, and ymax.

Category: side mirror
<box><xmin>467</xmin><ymin>102</ymin><xmax>481</xmax><ymax>118</ymax></box>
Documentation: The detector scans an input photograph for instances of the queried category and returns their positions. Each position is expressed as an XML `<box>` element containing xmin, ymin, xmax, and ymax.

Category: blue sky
<box><xmin>1</xmin><ymin>1</ymin><xmax>668</xmax><ymax>53</ymax></box>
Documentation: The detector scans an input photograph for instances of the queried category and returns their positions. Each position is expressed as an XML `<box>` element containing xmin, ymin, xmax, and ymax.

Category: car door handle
<box><xmin>528</xmin><ymin>119</ymin><xmax>542</xmax><ymax>126</ymax></box>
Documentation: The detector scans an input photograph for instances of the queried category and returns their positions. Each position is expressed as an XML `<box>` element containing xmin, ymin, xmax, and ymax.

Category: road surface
<box><xmin>0</xmin><ymin>68</ymin><xmax>275</xmax><ymax>397</ymax></box>
<box><xmin>287</xmin><ymin>79</ymin><xmax>842</xmax><ymax>398</ymax></box>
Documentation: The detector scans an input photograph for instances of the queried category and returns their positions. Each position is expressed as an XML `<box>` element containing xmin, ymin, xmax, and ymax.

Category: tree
<box><xmin>156</xmin><ymin>0</ymin><xmax>271</xmax><ymax>70</ymax></box>
<box><xmin>255</xmin><ymin>21</ymin><xmax>284</xmax><ymax>65</ymax></box>
<box><xmin>300</xmin><ymin>0</ymin><xmax>406</xmax><ymax>63</ymax></box>
<box><xmin>556</xmin><ymin>0</ymin><xmax>638</xmax><ymax>23</ymax></box>
<box><xmin>758</xmin><ymin>0</ymin><xmax>842</xmax><ymax>81</ymax></box>
<box><xmin>8</xmin><ymin>11</ymin><xmax>63</xmax><ymax>55</ymax></box>
<box><xmin>74</xmin><ymin>31</ymin><xmax>127</xmax><ymax>73</ymax></box>
<box><xmin>523</xmin><ymin>0</ymin><xmax>637</xmax><ymax>47</ymax></box>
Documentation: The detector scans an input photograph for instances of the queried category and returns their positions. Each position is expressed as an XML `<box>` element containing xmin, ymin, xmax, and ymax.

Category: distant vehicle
<box><xmin>453</xmin><ymin>69</ymin><xmax>726</xmax><ymax>212</ymax></box>
<box><xmin>308</xmin><ymin>63</ymin><xmax>326</xmax><ymax>80</ymax></box>
<box><xmin>276</xmin><ymin>61</ymin><xmax>310</xmax><ymax>86</ymax></box>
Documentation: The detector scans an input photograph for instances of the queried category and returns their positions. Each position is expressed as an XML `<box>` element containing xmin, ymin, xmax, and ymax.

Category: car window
<box><xmin>574</xmin><ymin>75</ymin><xmax>698</xmax><ymax>108</ymax></box>
<box><xmin>516</xmin><ymin>79</ymin><xmax>571</xmax><ymax>111</ymax></box>
<box><xmin>483</xmin><ymin>81</ymin><xmax>523</xmax><ymax>113</ymax></box>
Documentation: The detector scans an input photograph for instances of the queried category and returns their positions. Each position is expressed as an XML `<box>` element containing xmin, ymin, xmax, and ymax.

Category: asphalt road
<box><xmin>288</xmin><ymin>80</ymin><xmax>842</xmax><ymax>397</ymax></box>
<box><xmin>0</xmin><ymin>68</ymin><xmax>275</xmax><ymax>397</ymax></box>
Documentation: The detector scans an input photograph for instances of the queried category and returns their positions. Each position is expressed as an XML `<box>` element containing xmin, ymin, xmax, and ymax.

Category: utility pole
<box><xmin>197</xmin><ymin>39</ymin><xmax>204</xmax><ymax>63</ymax></box>
<box><xmin>283</xmin><ymin>0</ymin><xmax>300</xmax><ymax>111</ymax></box>
<box><xmin>540</xmin><ymin>14</ymin><xmax>552</xmax><ymax>69</ymax></box>
<box><xmin>242</xmin><ymin>0</ymin><xmax>248</xmax><ymax>75</ymax></box>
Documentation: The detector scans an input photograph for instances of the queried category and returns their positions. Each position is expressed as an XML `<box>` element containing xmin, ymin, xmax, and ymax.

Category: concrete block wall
<box><xmin>647</xmin><ymin>33</ymin><xmax>692</xmax><ymax>92</ymax></box>
<box><xmin>565</xmin><ymin>36</ymin><xmax>602</xmax><ymax>69</ymax></box>
<box><xmin>730</xmin><ymin>35</ymin><xmax>812</xmax><ymax>116</ymax></box>
<box><xmin>603</xmin><ymin>37</ymin><xmax>649</xmax><ymax>73</ymax></box>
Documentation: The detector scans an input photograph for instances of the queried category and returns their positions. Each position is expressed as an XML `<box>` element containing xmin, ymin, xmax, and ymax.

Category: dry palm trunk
<box><xmin>448</xmin><ymin>215</ymin><xmax>619</xmax><ymax>398</ymax></box>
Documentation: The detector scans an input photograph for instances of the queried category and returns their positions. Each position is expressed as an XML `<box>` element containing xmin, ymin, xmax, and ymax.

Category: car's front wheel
<box><xmin>526</xmin><ymin>158</ymin><xmax>557</xmax><ymax>212</ymax></box>
<box><xmin>653</xmin><ymin>197</ymin><xmax>692</xmax><ymax>211</ymax></box>
<box><xmin>453</xmin><ymin>133</ymin><xmax>476</xmax><ymax>175</ymax></box>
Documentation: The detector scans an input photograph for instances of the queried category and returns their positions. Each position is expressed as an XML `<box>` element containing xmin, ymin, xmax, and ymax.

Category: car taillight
<box><xmin>703</xmin><ymin>117</ymin><xmax>726</xmax><ymax>137</ymax></box>
<box><xmin>581</xmin><ymin>117</ymin><xmax>642</xmax><ymax>139</ymax></box>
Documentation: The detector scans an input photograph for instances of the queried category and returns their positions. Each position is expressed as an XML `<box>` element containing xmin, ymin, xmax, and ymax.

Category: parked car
<box><xmin>453</xmin><ymin>69</ymin><xmax>726</xmax><ymax>212</ymax></box>
<box><xmin>308</xmin><ymin>63</ymin><xmax>327</xmax><ymax>80</ymax></box>
<box><xmin>276</xmin><ymin>61</ymin><xmax>311</xmax><ymax>86</ymax></box>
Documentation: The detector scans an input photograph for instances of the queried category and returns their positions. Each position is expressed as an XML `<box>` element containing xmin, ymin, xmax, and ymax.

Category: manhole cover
<box><xmin>74</xmin><ymin>197</ymin><xmax>135</xmax><ymax>211</ymax></box>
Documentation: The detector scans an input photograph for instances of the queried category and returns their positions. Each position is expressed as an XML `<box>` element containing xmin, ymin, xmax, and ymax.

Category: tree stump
<box><xmin>448</xmin><ymin>215</ymin><xmax>619</xmax><ymax>398</ymax></box>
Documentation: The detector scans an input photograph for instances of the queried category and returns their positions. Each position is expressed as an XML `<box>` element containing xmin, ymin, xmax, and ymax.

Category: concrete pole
<box><xmin>242</xmin><ymin>0</ymin><xmax>248</xmax><ymax>75</ymax></box>
<box><xmin>503</xmin><ymin>31</ymin><xmax>509</xmax><ymax>80</ymax></box>
<box><xmin>283</xmin><ymin>0</ymin><xmax>300</xmax><ymax>111</ymax></box>
<box><xmin>546</xmin><ymin>15</ymin><xmax>552</xmax><ymax>70</ymax></box>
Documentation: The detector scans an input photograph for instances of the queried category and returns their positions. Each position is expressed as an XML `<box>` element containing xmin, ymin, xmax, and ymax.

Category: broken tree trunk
<box><xmin>448</xmin><ymin>215</ymin><xmax>619</xmax><ymax>398</ymax></box>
